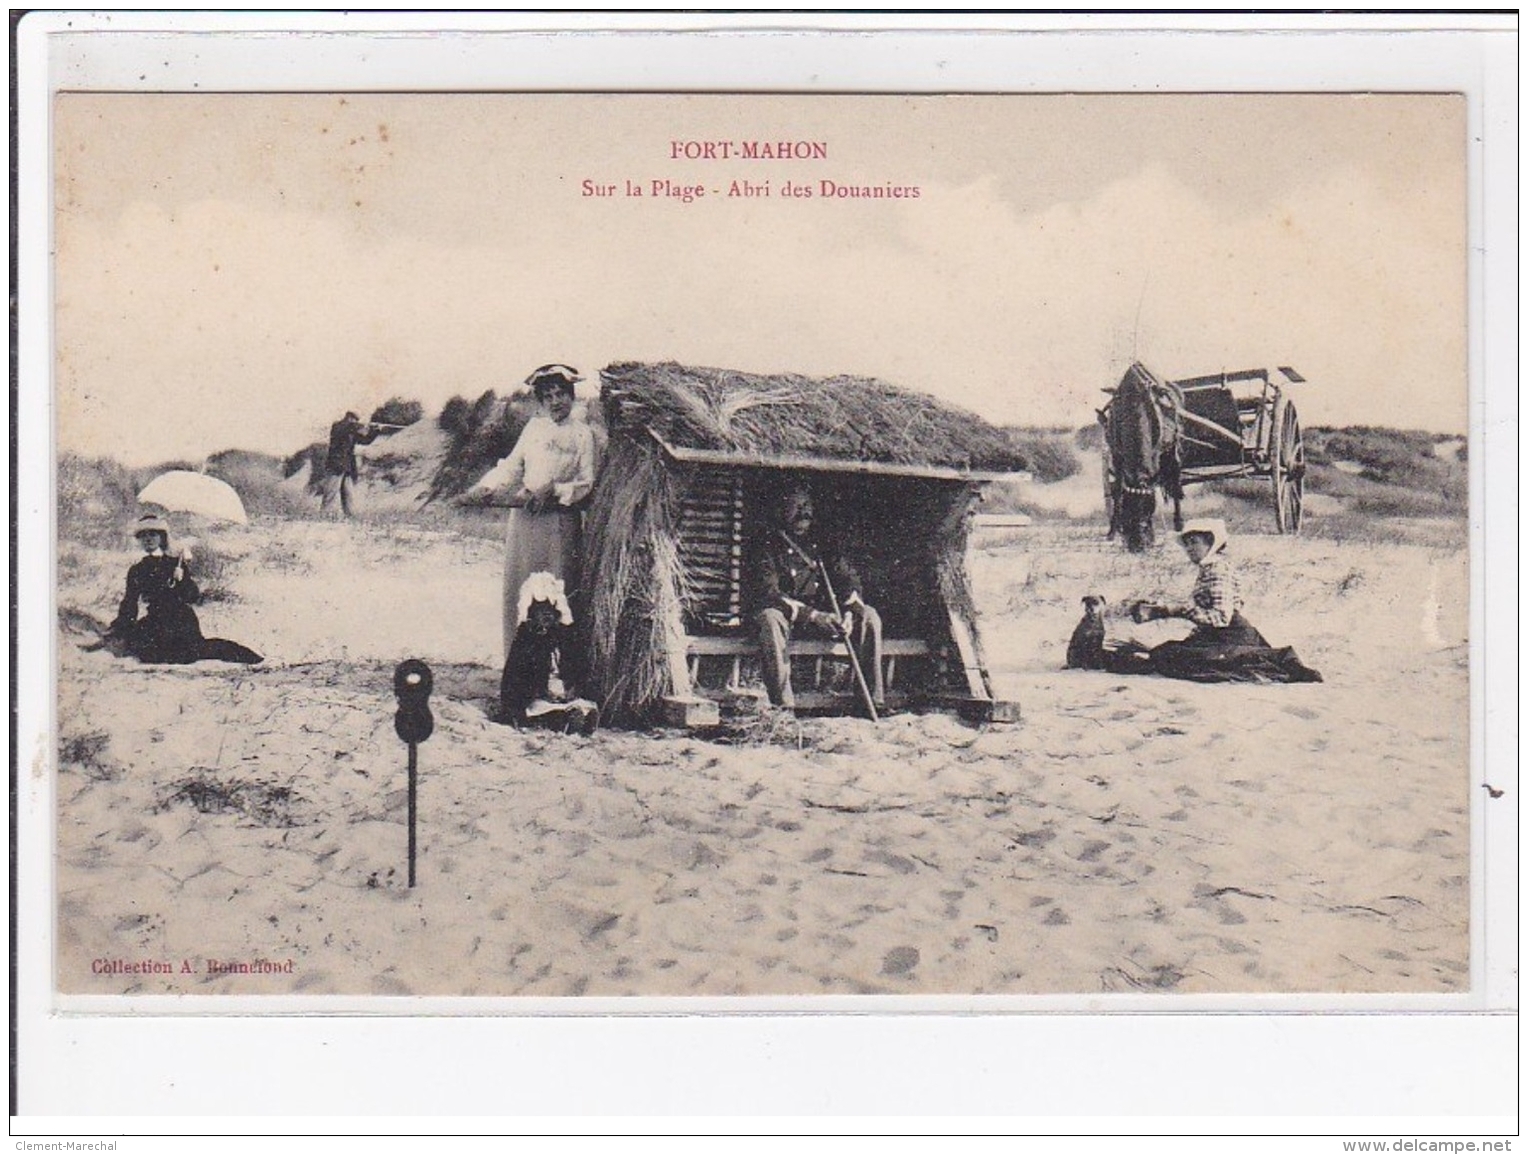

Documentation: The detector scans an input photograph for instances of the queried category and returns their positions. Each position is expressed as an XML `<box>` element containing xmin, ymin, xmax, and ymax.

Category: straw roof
<box><xmin>600</xmin><ymin>361</ymin><xmax>1025</xmax><ymax>476</ymax></box>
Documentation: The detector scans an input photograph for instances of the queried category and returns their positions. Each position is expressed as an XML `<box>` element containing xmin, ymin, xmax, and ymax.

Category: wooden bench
<box><xmin>684</xmin><ymin>634</ymin><xmax>931</xmax><ymax>695</ymax></box>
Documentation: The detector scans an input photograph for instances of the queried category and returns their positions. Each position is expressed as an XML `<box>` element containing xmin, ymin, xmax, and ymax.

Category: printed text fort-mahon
<box><xmin>670</xmin><ymin>140</ymin><xmax>828</xmax><ymax>160</ymax></box>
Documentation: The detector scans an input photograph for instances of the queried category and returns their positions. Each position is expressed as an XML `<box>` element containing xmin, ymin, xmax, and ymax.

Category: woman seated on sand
<box><xmin>471</xmin><ymin>364</ymin><xmax>599</xmax><ymax>663</ymax></box>
<box><xmin>102</xmin><ymin>514</ymin><xmax>262</xmax><ymax>665</ymax></box>
<box><xmin>1073</xmin><ymin>518</ymin><xmax>1321</xmax><ymax>684</ymax></box>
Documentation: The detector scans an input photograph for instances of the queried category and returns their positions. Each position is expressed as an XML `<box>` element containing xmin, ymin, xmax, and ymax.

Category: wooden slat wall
<box><xmin>678</xmin><ymin>468</ymin><xmax>744</xmax><ymax>629</ymax></box>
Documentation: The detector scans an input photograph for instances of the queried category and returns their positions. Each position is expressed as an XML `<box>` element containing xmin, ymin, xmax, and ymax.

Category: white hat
<box><xmin>524</xmin><ymin>364</ymin><xmax>583</xmax><ymax>392</ymax></box>
<box><xmin>131</xmin><ymin>513</ymin><xmax>170</xmax><ymax>538</ymax></box>
<box><xmin>1178</xmin><ymin>518</ymin><xmax>1228</xmax><ymax>556</ymax></box>
<box><xmin>516</xmin><ymin>571</ymin><xmax>574</xmax><ymax>626</ymax></box>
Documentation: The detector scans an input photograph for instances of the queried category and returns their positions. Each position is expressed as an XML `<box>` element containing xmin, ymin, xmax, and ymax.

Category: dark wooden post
<box><xmin>392</xmin><ymin>660</ymin><xmax>434</xmax><ymax>888</ymax></box>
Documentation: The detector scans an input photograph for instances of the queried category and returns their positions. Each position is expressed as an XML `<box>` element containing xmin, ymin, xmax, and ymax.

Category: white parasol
<box><xmin>137</xmin><ymin>471</ymin><xmax>249</xmax><ymax>525</ymax></box>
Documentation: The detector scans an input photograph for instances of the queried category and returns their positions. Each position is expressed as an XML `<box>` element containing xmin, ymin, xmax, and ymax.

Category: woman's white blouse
<box><xmin>477</xmin><ymin>416</ymin><xmax>597</xmax><ymax>506</ymax></box>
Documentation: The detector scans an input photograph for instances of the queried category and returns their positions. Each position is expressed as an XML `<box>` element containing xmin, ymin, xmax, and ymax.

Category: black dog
<box><xmin>499</xmin><ymin>598</ymin><xmax>598</xmax><ymax>734</ymax></box>
<box><xmin>1065</xmin><ymin>594</ymin><xmax>1109</xmax><ymax>670</ymax></box>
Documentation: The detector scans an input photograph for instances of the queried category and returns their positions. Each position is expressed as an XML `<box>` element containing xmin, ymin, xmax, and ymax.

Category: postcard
<box><xmin>15</xmin><ymin>12</ymin><xmax>1517</xmax><ymax>1129</ymax></box>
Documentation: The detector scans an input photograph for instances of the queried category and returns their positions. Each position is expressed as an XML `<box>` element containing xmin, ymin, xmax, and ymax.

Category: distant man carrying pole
<box><xmin>322</xmin><ymin>410</ymin><xmax>380</xmax><ymax>519</ymax></box>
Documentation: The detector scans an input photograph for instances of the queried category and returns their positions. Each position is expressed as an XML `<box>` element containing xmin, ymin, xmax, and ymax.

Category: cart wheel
<box><xmin>1271</xmin><ymin>399</ymin><xmax>1305</xmax><ymax>533</ymax></box>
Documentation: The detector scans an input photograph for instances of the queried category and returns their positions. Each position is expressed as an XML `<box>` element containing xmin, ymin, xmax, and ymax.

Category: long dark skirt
<box><xmin>1144</xmin><ymin>612</ymin><xmax>1322</xmax><ymax>684</ymax></box>
<box><xmin>116</xmin><ymin>605</ymin><xmax>262</xmax><ymax>665</ymax></box>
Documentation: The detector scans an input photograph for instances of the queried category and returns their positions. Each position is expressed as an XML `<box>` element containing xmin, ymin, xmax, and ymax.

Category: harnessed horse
<box><xmin>1102</xmin><ymin>362</ymin><xmax>1185</xmax><ymax>553</ymax></box>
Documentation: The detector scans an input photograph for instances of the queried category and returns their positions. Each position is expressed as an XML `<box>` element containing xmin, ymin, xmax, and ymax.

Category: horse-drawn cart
<box><xmin>1101</xmin><ymin>363</ymin><xmax>1307</xmax><ymax>549</ymax></box>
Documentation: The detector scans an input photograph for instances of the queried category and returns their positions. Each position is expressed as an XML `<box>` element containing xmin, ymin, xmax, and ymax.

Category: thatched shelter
<box><xmin>584</xmin><ymin>361</ymin><xmax>1027</xmax><ymax>727</ymax></box>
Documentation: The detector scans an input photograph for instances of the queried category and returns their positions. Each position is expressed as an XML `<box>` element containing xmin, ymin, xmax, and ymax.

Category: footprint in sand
<box><xmin>865</xmin><ymin>850</ymin><xmax>916</xmax><ymax>875</ymax></box>
<box><xmin>1101</xmin><ymin>963</ymin><xmax>1184</xmax><ymax>991</ymax></box>
<box><xmin>684</xmin><ymin>840</ymin><xmax>726</xmax><ymax>870</ymax></box>
<box><xmin>1224</xmin><ymin>779</ymin><xmax>1266</xmax><ymax>794</ymax></box>
<box><xmin>583</xmin><ymin>912</ymin><xmax>621</xmax><ymax>940</ymax></box>
<box><xmin>1190</xmin><ymin>885</ymin><xmax>1258</xmax><ymax>925</ymax></box>
<box><xmin>113</xmin><ymin>912</ymin><xmax>159</xmax><ymax>936</ymax></box>
<box><xmin>1075</xmin><ymin>839</ymin><xmax>1111</xmax><ymax>863</ymax></box>
<box><xmin>372</xmin><ymin>973</ymin><xmax>413</xmax><ymax>995</ymax></box>
<box><xmin>881</xmin><ymin>946</ymin><xmax>920</xmax><ymax>976</ymax></box>
<box><xmin>1043</xmin><ymin>907</ymin><xmax>1071</xmax><ymax>926</ymax></box>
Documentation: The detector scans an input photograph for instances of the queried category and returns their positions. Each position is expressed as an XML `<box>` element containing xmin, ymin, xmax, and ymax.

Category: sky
<box><xmin>53</xmin><ymin>93</ymin><xmax>1467</xmax><ymax>465</ymax></box>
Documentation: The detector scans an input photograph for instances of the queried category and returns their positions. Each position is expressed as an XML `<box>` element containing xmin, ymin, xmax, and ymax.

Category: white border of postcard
<box><xmin>12</xmin><ymin>11</ymin><xmax>1518</xmax><ymax>1131</ymax></box>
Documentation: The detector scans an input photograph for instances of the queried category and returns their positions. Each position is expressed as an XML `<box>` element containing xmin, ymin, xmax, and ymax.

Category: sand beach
<box><xmin>54</xmin><ymin>509</ymin><xmax>1471</xmax><ymax>998</ymax></box>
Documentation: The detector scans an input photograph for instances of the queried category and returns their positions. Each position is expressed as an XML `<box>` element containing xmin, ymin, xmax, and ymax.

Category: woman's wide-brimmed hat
<box><xmin>131</xmin><ymin>513</ymin><xmax>170</xmax><ymax>539</ymax></box>
<box><xmin>1178</xmin><ymin>517</ymin><xmax>1228</xmax><ymax>556</ymax></box>
<box><xmin>525</xmin><ymin>364</ymin><xmax>583</xmax><ymax>393</ymax></box>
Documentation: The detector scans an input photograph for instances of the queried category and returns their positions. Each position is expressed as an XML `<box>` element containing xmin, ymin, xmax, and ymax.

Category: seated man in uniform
<box><xmin>751</xmin><ymin>485</ymin><xmax>885</xmax><ymax>713</ymax></box>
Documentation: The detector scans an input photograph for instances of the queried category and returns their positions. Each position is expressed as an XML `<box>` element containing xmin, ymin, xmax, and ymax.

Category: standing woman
<box><xmin>472</xmin><ymin>365</ymin><xmax>598</xmax><ymax>660</ymax></box>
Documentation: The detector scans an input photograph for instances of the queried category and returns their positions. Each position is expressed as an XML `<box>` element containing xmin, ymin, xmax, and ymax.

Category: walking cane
<box><xmin>817</xmin><ymin>560</ymin><xmax>879</xmax><ymax>723</ymax></box>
